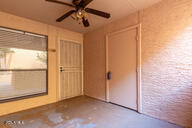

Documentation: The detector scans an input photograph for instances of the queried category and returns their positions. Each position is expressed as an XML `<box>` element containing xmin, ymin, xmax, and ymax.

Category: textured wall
<box><xmin>84</xmin><ymin>0</ymin><xmax>192</xmax><ymax>127</ymax></box>
<box><xmin>141</xmin><ymin>0</ymin><xmax>192</xmax><ymax>127</ymax></box>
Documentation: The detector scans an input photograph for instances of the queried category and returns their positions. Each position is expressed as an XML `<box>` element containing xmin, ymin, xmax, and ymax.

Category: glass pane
<box><xmin>0</xmin><ymin>27</ymin><xmax>48</xmax><ymax>102</ymax></box>
<box><xmin>0</xmin><ymin>70</ymin><xmax>47</xmax><ymax>100</ymax></box>
<box><xmin>0</xmin><ymin>48</ymin><xmax>47</xmax><ymax>69</ymax></box>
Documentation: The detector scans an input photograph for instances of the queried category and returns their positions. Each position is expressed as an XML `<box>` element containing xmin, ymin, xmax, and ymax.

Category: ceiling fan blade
<box><xmin>82</xmin><ymin>17</ymin><xmax>90</xmax><ymax>27</ymax></box>
<box><xmin>45</xmin><ymin>0</ymin><xmax>75</xmax><ymax>8</ymax></box>
<box><xmin>56</xmin><ymin>10</ymin><xmax>76</xmax><ymax>22</ymax></box>
<box><xmin>79</xmin><ymin>0</ymin><xmax>93</xmax><ymax>8</ymax></box>
<box><xmin>85</xmin><ymin>8</ymin><xmax>110</xmax><ymax>18</ymax></box>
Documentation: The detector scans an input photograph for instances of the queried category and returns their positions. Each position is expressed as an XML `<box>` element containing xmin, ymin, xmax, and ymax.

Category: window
<box><xmin>0</xmin><ymin>27</ymin><xmax>48</xmax><ymax>102</ymax></box>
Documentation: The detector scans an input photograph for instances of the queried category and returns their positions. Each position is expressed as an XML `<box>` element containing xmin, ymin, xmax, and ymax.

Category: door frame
<box><xmin>105</xmin><ymin>24</ymin><xmax>142</xmax><ymax>113</ymax></box>
<box><xmin>57</xmin><ymin>38</ymin><xmax>84</xmax><ymax>101</ymax></box>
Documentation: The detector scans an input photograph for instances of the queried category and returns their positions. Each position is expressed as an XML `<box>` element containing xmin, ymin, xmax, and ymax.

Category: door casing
<box><xmin>105</xmin><ymin>24</ymin><xmax>142</xmax><ymax>113</ymax></box>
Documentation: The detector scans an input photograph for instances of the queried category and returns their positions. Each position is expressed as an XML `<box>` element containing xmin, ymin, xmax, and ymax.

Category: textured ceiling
<box><xmin>0</xmin><ymin>0</ymin><xmax>161</xmax><ymax>33</ymax></box>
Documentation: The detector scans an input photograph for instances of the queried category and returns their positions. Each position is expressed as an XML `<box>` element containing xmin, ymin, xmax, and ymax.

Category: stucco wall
<box><xmin>84</xmin><ymin>28</ymin><xmax>106</xmax><ymax>100</ymax></box>
<box><xmin>0</xmin><ymin>11</ymin><xmax>83</xmax><ymax>116</ymax></box>
<box><xmin>84</xmin><ymin>0</ymin><xmax>192</xmax><ymax>127</ymax></box>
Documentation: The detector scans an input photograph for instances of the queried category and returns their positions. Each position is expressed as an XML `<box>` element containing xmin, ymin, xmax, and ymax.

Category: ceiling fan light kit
<box><xmin>45</xmin><ymin>0</ymin><xmax>111</xmax><ymax>27</ymax></box>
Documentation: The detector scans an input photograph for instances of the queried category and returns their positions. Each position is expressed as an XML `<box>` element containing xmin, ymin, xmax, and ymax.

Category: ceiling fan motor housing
<box><xmin>72</xmin><ymin>0</ymin><xmax>81</xmax><ymax>5</ymax></box>
<box><xmin>76</xmin><ymin>9</ymin><xmax>86</xmax><ymax>18</ymax></box>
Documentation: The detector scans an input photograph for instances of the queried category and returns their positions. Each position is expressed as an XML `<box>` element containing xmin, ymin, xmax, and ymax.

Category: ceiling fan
<box><xmin>45</xmin><ymin>0</ymin><xmax>111</xmax><ymax>27</ymax></box>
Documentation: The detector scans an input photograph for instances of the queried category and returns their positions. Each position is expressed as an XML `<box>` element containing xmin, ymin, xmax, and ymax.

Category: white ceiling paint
<box><xmin>0</xmin><ymin>0</ymin><xmax>161</xmax><ymax>33</ymax></box>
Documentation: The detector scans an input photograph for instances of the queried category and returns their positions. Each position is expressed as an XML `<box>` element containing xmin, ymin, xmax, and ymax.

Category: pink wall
<box><xmin>141</xmin><ymin>0</ymin><xmax>192</xmax><ymax>127</ymax></box>
<box><xmin>84</xmin><ymin>0</ymin><xmax>192</xmax><ymax>127</ymax></box>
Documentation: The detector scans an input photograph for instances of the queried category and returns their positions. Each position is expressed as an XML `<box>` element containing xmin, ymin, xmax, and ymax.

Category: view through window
<box><xmin>0</xmin><ymin>27</ymin><xmax>48</xmax><ymax>102</ymax></box>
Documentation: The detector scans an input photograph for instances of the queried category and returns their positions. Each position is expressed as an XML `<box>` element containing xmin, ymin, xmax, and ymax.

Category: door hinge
<box><xmin>136</xmin><ymin>67</ymin><xmax>140</xmax><ymax>73</ymax></box>
<box><xmin>136</xmin><ymin>36</ymin><xmax>139</xmax><ymax>41</ymax></box>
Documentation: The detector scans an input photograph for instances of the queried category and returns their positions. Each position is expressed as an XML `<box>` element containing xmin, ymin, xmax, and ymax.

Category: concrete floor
<box><xmin>0</xmin><ymin>96</ymin><xmax>183</xmax><ymax>128</ymax></box>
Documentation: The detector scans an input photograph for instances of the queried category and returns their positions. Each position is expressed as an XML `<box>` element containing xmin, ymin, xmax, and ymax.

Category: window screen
<box><xmin>0</xmin><ymin>27</ymin><xmax>48</xmax><ymax>102</ymax></box>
